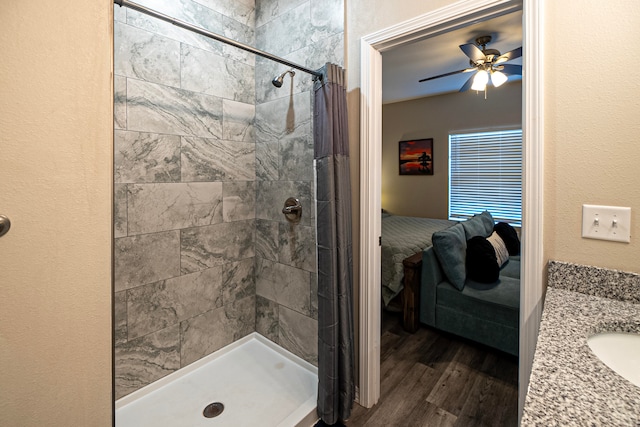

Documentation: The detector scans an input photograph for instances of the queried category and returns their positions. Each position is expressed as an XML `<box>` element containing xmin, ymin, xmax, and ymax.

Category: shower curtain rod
<box><xmin>114</xmin><ymin>0</ymin><xmax>323</xmax><ymax>80</ymax></box>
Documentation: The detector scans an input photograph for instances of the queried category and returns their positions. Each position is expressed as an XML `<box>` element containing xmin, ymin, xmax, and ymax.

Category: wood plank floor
<box><xmin>346</xmin><ymin>310</ymin><xmax>518</xmax><ymax>427</ymax></box>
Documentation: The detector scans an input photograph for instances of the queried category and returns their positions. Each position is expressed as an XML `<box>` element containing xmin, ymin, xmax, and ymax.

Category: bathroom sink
<box><xmin>587</xmin><ymin>332</ymin><xmax>640</xmax><ymax>388</ymax></box>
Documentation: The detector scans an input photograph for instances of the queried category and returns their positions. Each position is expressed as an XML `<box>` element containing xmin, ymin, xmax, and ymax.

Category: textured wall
<box><xmin>543</xmin><ymin>0</ymin><xmax>640</xmax><ymax>273</ymax></box>
<box><xmin>382</xmin><ymin>82</ymin><xmax>522</xmax><ymax>219</ymax></box>
<box><xmin>253</xmin><ymin>0</ymin><xmax>344</xmax><ymax>365</ymax></box>
<box><xmin>0</xmin><ymin>1</ymin><xmax>113</xmax><ymax>425</ymax></box>
<box><xmin>113</xmin><ymin>0</ymin><xmax>257</xmax><ymax>398</ymax></box>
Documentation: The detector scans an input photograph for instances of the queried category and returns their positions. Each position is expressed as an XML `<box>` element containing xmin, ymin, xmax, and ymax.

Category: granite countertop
<box><xmin>522</xmin><ymin>262</ymin><xmax>640</xmax><ymax>426</ymax></box>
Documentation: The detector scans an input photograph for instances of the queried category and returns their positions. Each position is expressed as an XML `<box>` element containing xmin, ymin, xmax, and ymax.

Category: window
<box><xmin>448</xmin><ymin>129</ymin><xmax>522</xmax><ymax>226</ymax></box>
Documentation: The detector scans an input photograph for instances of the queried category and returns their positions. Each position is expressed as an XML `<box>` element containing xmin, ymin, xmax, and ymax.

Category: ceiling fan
<box><xmin>419</xmin><ymin>35</ymin><xmax>522</xmax><ymax>92</ymax></box>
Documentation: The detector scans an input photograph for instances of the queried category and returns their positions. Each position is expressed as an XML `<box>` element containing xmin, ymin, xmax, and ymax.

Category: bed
<box><xmin>381</xmin><ymin>212</ymin><xmax>455</xmax><ymax>306</ymax></box>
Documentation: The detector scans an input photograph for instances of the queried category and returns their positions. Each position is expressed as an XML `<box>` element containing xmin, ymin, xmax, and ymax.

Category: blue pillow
<box><xmin>432</xmin><ymin>223</ymin><xmax>467</xmax><ymax>290</ymax></box>
<box><xmin>462</xmin><ymin>211</ymin><xmax>494</xmax><ymax>239</ymax></box>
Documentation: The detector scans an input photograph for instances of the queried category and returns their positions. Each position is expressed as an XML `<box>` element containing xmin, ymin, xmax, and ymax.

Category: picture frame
<box><xmin>399</xmin><ymin>138</ymin><xmax>434</xmax><ymax>175</ymax></box>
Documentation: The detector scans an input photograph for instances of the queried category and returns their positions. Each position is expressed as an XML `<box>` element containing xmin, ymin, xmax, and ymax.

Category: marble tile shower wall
<box><xmin>113</xmin><ymin>0</ymin><xmax>343</xmax><ymax>399</ymax></box>
<box><xmin>253</xmin><ymin>0</ymin><xmax>344</xmax><ymax>366</ymax></box>
<box><xmin>113</xmin><ymin>0</ymin><xmax>257</xmax><ymax>399</ymax></box>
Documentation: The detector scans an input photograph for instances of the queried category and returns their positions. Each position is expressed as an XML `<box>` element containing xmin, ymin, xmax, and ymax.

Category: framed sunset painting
<box><xmin>399</xmin><ymin>138</ymin><xmax>433</xmax><ymax>175</ymax></box>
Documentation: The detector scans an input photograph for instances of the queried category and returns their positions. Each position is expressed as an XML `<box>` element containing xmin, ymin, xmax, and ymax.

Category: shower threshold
<box><xmin>116</xmin><ymin>333</ymin><xmax>318</xmax><ymax>427</ymax></box>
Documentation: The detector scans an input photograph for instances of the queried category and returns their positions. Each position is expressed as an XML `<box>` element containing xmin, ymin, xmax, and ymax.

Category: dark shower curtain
<box><xmin>314</xmin><ymin>63</ymin><xmax>355</xmax><ymax>425</ymax></box>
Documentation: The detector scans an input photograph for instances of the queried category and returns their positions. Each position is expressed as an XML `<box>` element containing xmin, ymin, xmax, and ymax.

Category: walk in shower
<box><xmin>112</xmin><ymin>0</ymin><xmax>345</xmax><ymax>424</ymax></box>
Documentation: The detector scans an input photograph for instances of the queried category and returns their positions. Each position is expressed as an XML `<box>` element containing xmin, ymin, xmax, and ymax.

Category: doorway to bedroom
<box><xmin>351</xmin><ymin>5</ymin><xmax>525</xmax><ymax>425</ymax></box>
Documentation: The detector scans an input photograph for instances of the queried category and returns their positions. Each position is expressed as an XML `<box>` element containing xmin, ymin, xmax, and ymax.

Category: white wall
<box><xmin>0</xmin><ymin>1</ymin><xmax>113</xmax><ymax>425</ymax></box>
<box><xmin>382</xmin><ymin>82</ymin><xmax>522</xmax><ymax>218</ymax></box>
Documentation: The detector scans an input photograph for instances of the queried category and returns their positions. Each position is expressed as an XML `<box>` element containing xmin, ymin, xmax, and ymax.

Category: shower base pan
<box><xmin>116</xmin><ymin>333</ymin><xmax>318</xmax><ymax>427</ymax></box>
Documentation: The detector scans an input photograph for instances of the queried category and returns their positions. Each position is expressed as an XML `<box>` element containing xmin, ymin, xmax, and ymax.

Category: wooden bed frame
<box><xmin>401</xmin><ymin>251</ymin><xmax>423</xmax><ymax>333</ymax></box>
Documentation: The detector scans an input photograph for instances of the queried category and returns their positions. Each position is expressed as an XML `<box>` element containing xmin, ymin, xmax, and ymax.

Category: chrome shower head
<box><xmin>272</xmin><ymin>69</ymin><xmax>295</xmax><ymax>88</ymax></box>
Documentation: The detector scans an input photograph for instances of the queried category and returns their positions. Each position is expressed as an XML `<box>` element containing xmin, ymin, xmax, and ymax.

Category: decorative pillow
<box><xmin>466</xmin><ymin>235</ymin><xmax>500</xmax><ymax>283</ymax></box>
<box><xmin>466</xmin><ymin>222</ymin><xmax>516</xmax><ymax>283</ymax></box>
<box><xmin>488</xmin><ymin>231</ymin><xmax>509</xmax><ymax>266</ymax></box>
<box><xmin>432</xmin><ymin>223</ymin><xmax>467</xmax><ymax>290</ymax></box>
<box><xmin>466</xmin><ymin>228</ymin><xmax>511</xmax><ymax>283</ymax></box>
<box><xmin>493</xmin><ymin>222</ymin><xmax>520</xmax><ymax>255</ymax></box>
<box><xmin>461</xmin><ymin>211</ymin><xmax>494</xmax><ymax>239</ymax></box>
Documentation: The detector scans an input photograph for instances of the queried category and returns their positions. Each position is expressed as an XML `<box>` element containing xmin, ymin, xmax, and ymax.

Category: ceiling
<box><xmin>381</xmin><ymin>11</ymin><xmax>523</xmax><ymax>104</ymax></box>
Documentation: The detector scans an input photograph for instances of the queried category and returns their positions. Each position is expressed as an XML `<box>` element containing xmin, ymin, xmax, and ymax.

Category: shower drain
<box><xmin>203</xmin><ymin>402</ymin><xmax>224</xmax><ymax>418</ymax></box>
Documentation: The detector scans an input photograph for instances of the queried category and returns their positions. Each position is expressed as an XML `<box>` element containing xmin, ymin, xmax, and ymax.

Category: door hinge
<box><xmin>379</xmin><ymin>236</ymin><xmax>382</xmax><ymax>246</ymax></box>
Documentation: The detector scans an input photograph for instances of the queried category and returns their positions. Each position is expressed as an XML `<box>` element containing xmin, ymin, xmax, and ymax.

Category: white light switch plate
<box><xmin>582</xmin><ymin>204</ymin><xmax>631</xmax><ymax>243</ymax></box>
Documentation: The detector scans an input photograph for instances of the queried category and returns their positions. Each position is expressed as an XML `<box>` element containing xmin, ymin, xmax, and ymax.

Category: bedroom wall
<box><xmin>381</xmin><ymin>82</ymin><xmax>522</xmax><ymax>219</ymax></box>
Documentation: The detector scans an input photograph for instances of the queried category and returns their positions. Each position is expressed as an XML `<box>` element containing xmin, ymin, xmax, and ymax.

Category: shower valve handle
<box><xmin>282</xmin><ymin>204</ymin><xmax>301</xmax><ymax>214</ymax></box>
<box><xmin>282</xmin><ymin>198</ymin><xmax>302</xmax><ymax>222</ymax></box>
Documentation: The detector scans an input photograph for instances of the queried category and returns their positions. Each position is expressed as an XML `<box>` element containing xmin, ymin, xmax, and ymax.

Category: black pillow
<box><xmin>466</xmin><ymin>235</ymin><xmax>500</xmax><ymax>283</ymax></box>
<box><xmin>493</xmin><ymin>222</ymin><xmax>520</xmax><ymax>255</ymax></box>
<box><xmin>466</xmin><ymin>222</ymin><xmax>521</xmax><ymax>284</ymax></box>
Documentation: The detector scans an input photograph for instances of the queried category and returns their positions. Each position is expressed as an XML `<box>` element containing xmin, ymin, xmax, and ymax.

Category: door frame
<box><xmin>357</xmin><ymin>0</ymin><xmax>545</xmax><ymax>420</ymax></box>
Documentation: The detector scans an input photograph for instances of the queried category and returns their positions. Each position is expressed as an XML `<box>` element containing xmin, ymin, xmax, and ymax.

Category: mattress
<box><xmin>381</xmin><ymin>214</ymin><xmax>454</xmax><ymax>305</ymax></box>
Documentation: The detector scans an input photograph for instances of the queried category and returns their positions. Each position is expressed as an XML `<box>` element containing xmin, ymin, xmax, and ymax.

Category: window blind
<box><xmin>448</xmin><ymin>129</ymin><xmax>522</xmax><ymax>226</ymax></box>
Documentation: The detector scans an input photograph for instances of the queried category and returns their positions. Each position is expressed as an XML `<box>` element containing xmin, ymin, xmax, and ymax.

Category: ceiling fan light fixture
<box><xmin>417</xmin><ymin>34</ymin><xmax>522</xmax><ymax>95</ymax></box>
<box><xmin>471</xmin><ymin>70</ymin><xmax>488</xmax><ymax>91</ymax></box>
<box><xmin>491</xmin><ymin>70</ymin><xmax>508</xmax><ymax>87</ymax></box>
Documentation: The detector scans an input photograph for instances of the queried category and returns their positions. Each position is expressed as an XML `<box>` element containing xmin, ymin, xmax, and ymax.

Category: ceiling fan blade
<box><xmin>459</xmin><ymin>73</ymin><xmax>476</xmax><ymax>92</ymax></box>
<box><xmin>499</xmin><ymin>64</ymin><xmax>522</xmax><ymax>76</ymax></box>
<box><xmin>418</xmin><ymin>68</ymin><xmax>475</xmax><ymax>83</ymax></box>
<box><xmin>459</xmin><ymin>43</ymin><xmax>486</xmax><ymax>64</ymax></box>
<box><xmin>495</xmin><ymin>46</ymin><xmax>522</xmax><ymax>64</ymax></box>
